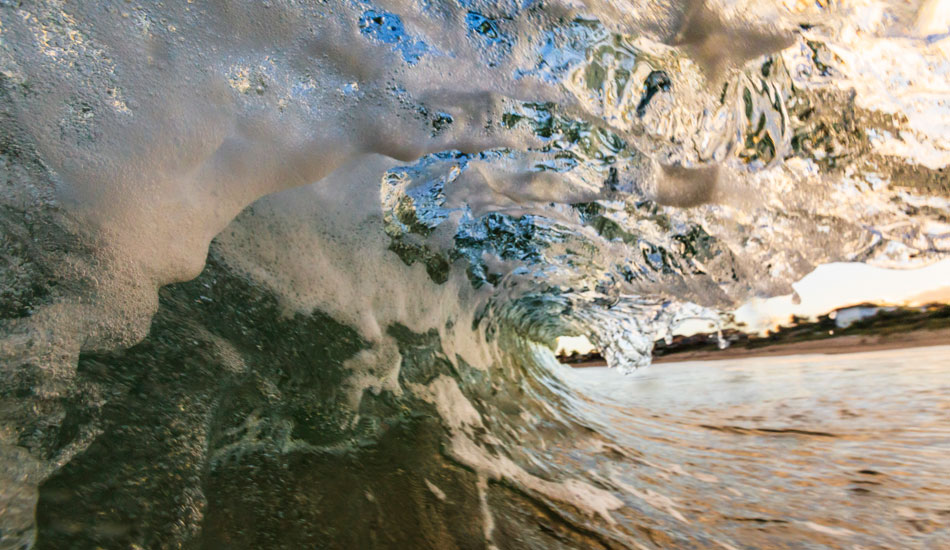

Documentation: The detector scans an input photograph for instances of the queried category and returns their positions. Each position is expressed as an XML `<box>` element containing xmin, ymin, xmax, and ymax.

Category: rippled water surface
<box><xmin>556</xmin><ymin>346</ymin><xmax>950</xmax><ymax>549</ymax></box>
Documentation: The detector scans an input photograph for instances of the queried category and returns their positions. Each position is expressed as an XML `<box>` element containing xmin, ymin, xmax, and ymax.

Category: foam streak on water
<box><xmin>0</xmin><ymin>1</ymin><xmax>948</xmax><ymax>548</ymax></box>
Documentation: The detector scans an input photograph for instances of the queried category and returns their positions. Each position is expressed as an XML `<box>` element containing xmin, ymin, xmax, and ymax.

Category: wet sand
<box><xmin>566</xmin><ymin>327</ymin><xmax>950</xmax><ymax>367</ymax></box>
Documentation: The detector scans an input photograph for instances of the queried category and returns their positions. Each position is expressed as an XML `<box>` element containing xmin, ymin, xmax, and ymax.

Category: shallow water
<box><xmin>555</xmin><ymin>346</ymin><xmax>950</xmax><ymax>549</ymax></box>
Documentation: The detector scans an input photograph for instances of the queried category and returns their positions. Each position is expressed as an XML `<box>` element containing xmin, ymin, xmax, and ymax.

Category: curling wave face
<box><xmin>1</xmin><ymin>0</ymin><xmax>949</xmax><ymax>548</ymax></box>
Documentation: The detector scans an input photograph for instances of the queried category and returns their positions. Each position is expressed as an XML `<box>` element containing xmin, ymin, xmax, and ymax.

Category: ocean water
<box><xmin>1</xmin><ymin>1</ymin><xmax>949</xmax><ymax>548</ymax></box>
<box><xmin>555</xmin><ymin>346</ymin><xmax>950</xmax><ymax>549</ymax></box>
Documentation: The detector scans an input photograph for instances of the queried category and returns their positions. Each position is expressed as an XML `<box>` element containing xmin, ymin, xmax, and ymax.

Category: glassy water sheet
<box><xmin>0</xmin><ymin>0</ymin><xmax>949</xmax><ymax>549</ymax></box>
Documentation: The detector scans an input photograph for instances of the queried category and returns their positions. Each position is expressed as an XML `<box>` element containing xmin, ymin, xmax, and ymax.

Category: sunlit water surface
<box><xmin>553</xmin><ymin>346</ymin><xmax>950</xmax><ymax>549</ymax></box>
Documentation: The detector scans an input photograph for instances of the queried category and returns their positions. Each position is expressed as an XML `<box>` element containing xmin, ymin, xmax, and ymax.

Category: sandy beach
<box><xmin>566</xmin><ymin>327</ymin><xmax>950</xmax><ymax>367</ymax></box>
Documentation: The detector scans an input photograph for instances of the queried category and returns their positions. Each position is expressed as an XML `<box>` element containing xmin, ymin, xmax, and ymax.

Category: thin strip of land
<box><xmin>562</xmin><ymin>304</ymin><xmax>950</xmax><ymax>367</ymax></box>
<box><xmin>568</xmin><ymin>328</ymin><xmax>950</xmax><ymax>367</ymax></box>
<box><xmin>652</xmin><ymin>327</ymin><xmax>950</xmax><ymax>364</ymax></box>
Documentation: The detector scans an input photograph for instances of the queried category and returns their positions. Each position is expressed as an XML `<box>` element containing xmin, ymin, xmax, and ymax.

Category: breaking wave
<box><xmin>1</xmin><ymin>1</ymin><xmax>949</xmax><ymax>548</ymax></box>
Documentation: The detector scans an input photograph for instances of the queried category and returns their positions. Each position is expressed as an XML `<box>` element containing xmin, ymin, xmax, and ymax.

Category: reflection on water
<box><xmin>554</xmin><ymin>346</ymin><xmax>950</xmax><ymax>549</ymax></box>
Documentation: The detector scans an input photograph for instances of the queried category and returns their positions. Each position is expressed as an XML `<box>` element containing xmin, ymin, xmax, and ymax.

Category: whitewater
<box><xmin>1</xmin><ymin>1</ymin><xmax>949</xmax><ymax>548</ymax></box>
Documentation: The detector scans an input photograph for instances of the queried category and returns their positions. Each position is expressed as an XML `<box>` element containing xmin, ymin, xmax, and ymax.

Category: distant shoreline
<box><xmin>566</xmin><ymin>327</ymin><xmax>950</xmax><ymax>367</ymax></box>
